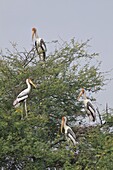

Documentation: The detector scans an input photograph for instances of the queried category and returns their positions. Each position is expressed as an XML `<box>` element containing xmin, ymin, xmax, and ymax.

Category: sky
<box><xmin>0</xmin><ymin>0</ymin><xmax>113</xmax><ymax>111</ymax></box>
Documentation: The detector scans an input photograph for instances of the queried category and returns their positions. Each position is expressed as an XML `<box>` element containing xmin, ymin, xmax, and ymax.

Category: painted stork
<box><xmin>13</xmin><ymin>78</ymin><xmax>36</xmax><ymax>118</ymax></box>
<box><xmin>32</xmin><ymin>27</ymin><xmax>47</xmax><ymax>61</ymax></box>
<box><xmin>61</xmin><ymin>116</ymin><xmax>78</xmax><ymax>145</ymax></box>
<box><xmin>77</xmin><ymin>88</ymin><xmax>96</xmax><ymax>122</ymax></box>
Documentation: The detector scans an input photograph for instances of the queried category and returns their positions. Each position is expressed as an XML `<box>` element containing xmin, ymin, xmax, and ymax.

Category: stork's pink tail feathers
<box><xmin>13</xmin><ymin>95</ymin><xmax>28</xmax><ymax>108</ymax></box>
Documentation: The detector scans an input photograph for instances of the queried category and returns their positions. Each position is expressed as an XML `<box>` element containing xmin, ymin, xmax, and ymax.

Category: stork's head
<box><xmin>32</xmin><ymin>27</ymin><xmax>37</xmax><ymax>41</ymax></box>
<box><xmin>61</xmin><ymin>116</ymin><xmax>67</xmax><ymax>133</ymax></box>
<box><xmin>27</xmin><ymin>78</ymin><xmax>37</xmax><ymax>88</ymax></box>
<box><xmin>77</xmin><ymin>88</ymin><xmax>85</xmax><ymax>100</ymax></box>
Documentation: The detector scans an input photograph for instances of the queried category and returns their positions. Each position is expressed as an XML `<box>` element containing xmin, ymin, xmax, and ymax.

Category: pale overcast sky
<box><xmin>0</xmin><ymin>0</ymin><xmax>113</xmax><ymax>110</ymax></box>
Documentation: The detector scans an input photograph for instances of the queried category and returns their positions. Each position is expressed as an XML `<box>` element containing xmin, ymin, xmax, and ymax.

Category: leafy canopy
<box><xmin>0</xmin><ymin>39</ymin><xmax>112</xmax><ymax>169</ymax></box>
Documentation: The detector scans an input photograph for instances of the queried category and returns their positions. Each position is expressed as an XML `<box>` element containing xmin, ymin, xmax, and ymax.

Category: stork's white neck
<box><xmin>26</xmin><ymin>79</ymin><xmax>31</xmax><ymax>90</ymax></box>
<box><xmin>83</xmin><ymin>92</ymin><xmax>87</xmax><ymax>100</ymax></box>
<box><xmin>64</xmin><ymin>119</ymin><xmax>67</xmax><ymax>130</ymax></box>
<box><xmin>35</xmin><ymin>31</ymin><xmax>39</xmax><ymax>39</ymax></box>
<box><xmin>64</xmin><ymin>122</ymin><xmax>70</xmax><ymax>133</ymax></box>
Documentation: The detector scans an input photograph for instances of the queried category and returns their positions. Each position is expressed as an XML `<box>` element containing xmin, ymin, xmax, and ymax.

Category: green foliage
<box><xmin>0</xmin><ymin>39</ymin><xmax>113</xmax><ymax>169</ymax></box>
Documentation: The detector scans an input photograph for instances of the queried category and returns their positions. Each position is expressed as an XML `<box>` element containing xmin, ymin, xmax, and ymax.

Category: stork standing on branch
<box><xmin>77</xmin><ymin>88</ymin><xmax>96</xmax><ymax>122</ymax></box>
<box><xmin>61</xmin><ymin>116</ymin><xmax>78</xmax><ymax>146</ymax></box>
<box><xmin>13</xmin><ymin>78</ymin><xmax>36</xmax><ymax>118</ymax></box>
<box><xmin>32</xmin><ymin>27</ymin><xmax>47</xmax><ymax>61</ymax></box>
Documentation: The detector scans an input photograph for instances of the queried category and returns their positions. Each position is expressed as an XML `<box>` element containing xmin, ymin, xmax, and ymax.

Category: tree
<box><xmin>0</xmin><ymin>39</ymin><xmax>112</xmax><ymax>169</ymax></box>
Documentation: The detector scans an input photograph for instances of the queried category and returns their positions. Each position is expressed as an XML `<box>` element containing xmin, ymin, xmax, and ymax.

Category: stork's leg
<box><xmin>24</xmin><ymin>99</ymin><xmax>28</xmax><ymax>117</ymax></box>
<box><xmin>39</xmin><ymin>54</ymin><xmax>41</xmax><ymax>61</ymax></box>
<box><xmin>20</xmin><ymin>103</ymin><xmax>24</xmax><ymax>120</ymax></box>
<box><xmin>39</xmin><ymin>53</ymin><xmax>45</xmax><ymax>62</ymax></box>
<box><xmin>21</xmin><ymin>111</ymin><xmax>24</xmax><ymax>120</ymax></box>
<box><xmin>88</xmin><ymin>115</ymin><xmax>91</xmax><ymax>123</ymax></box>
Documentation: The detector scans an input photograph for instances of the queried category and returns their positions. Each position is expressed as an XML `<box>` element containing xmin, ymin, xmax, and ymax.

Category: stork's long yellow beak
<box><xmin>32</xmin><ymin>30</ymin><xmax>35</xmax><ymax>41</ymax></box>
<box><xmin>77</xmin><ymin>91</ymin><xmax>83</xmax><ymax>100</ymax></box>
<box><xmin>61</xmin><ymin>119</ymin><xmax>64</xmax><ymax>133</ymax></box>
<box><xmin>29</xmin><ymin>79</ymin><xmax>37</xmax><ymax>88</ymax></box>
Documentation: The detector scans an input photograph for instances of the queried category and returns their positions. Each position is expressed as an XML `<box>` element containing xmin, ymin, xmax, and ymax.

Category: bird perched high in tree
<box><xmin>77</xmin><ymin>88</ymin><xmax>96</xmax><ymax>122</ymax></box>
<box><xmin>13</xmin><ymin>78</ymin><xmax>36</xmax><ymax>118</ymax></box>
<box><xmin>61</xmin><ymin>116</ymin><xmax>78</xmax><ymax>146</ymax></box>
<box><xmin>32</xmin><ymin>27</ymin><xmax>47</xmax><ymax>62</ymax></box>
